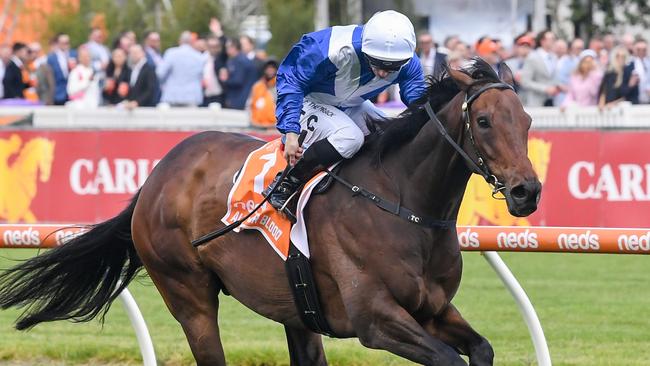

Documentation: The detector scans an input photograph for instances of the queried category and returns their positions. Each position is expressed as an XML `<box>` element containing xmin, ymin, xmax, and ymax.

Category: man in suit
<box><xmin>156</xmin><ymin>31</ymin><xmax>205</xmax><ymax>106</ymax></box>
<box><xmin>46</xmin><ymin>33</ymin><xmax>73</xmax><ymax>105</ymax></box>
<box><xmin>520</xmin><ymin>30</ymin><xmax>560</xmax><ymax>107</ymax></box>
<box><xmin>417</xmin><ymin>32</ymin><xmax>446</xmax><ymax>78</ymax></box>
<box><xmin>2</xmin><ymin>42</ymin><xmax>30</xmax><ymax>99</ymax></box>
<box><xmin>219</xmin><ymin>38</ymin><xmax>256</xmax><ymax>110</ymax></box>
<box><xmin>125</xmin><ymin>44</ymin><xmax>158</xmax><ymax>108</ymax></box>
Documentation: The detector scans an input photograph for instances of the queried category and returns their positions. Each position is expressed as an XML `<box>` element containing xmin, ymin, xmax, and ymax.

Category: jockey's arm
<box><xmin>397</xmin><ymin>54</ymin><xmax>427</xmax><ymax>105</ymax></box>
<box><xmin>275</xmin><ymin>34</ymin><xmax>329</xmax><ymax>136</ymax></box>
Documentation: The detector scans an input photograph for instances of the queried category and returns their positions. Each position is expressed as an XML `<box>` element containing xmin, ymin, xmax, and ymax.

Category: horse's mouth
<box><xmin>505</xmin><ymin>179</ymin><xmax>542</xmax><ymax>217</ymax></box>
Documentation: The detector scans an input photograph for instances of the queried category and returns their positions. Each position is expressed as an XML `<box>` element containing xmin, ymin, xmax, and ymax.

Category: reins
<box><xmin>321</xmin><ymin>81</ymin><xmax>515</xmax><ymax>228</ymax></box>
<box><xmin>191</xmin><ymin>82</ymin><xmax>515</xmax><ymax>246</ymax></box>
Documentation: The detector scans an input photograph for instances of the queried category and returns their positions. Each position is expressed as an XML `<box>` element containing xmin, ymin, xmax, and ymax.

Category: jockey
<box><xmin>266</xmin><ymin>10</ymin><xmax>427</xmax><ymax>210</ymax></box>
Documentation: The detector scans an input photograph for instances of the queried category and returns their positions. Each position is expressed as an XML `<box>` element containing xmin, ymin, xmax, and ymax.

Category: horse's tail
<box><xmin>0</xmin><ymin>191</ymin><xmax>142</xmax><ymax>330</ymax></box>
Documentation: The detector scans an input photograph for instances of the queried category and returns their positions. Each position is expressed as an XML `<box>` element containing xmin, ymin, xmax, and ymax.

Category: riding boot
<box><xmin>265</xmin><ymin>138</ymin><xmax>344</xmax><ymax>211</ymax></box>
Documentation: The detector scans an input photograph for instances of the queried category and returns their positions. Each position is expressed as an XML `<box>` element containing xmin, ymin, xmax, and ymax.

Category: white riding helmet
<box><xmin>362</xmin><ymin>10</ymin><xmax>416</xmax><ymax>69</ymax></box>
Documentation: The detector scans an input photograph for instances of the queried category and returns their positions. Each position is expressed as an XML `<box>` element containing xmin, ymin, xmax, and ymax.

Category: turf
<box><xmin>0</xmin><ymin>250</ymin><xmax>648</xmax><ymax>365</ymax></box>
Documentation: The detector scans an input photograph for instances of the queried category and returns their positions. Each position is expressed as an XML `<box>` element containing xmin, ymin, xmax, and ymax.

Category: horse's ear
<box><xmin>498</xmin><ymin>62</ymin><xmax>515</xmax><ymax>88</ymax></box>
<box><xmin>448</xmin><ymin>68</ymin><xmax>474</xmax><ymax>91</ymax></box>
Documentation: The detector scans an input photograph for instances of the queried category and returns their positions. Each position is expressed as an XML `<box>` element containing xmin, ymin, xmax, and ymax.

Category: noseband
<box><xmin>424</xmin><ymin>82</ymin><xmax>514</xmax><ymax>199</ymax></box>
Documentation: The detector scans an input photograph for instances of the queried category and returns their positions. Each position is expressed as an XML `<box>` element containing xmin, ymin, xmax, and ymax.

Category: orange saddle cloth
<box><xmin>221</xmin><ymin>139</ymin><xmax>292</xmax><ymax>257</ymax></box>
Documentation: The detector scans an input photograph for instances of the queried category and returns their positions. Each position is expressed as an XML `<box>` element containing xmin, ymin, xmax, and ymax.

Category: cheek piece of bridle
<box><xmin>424</xmin><ymin>82</ymin><xmax>514</xmax><ymax>199</ymax></box>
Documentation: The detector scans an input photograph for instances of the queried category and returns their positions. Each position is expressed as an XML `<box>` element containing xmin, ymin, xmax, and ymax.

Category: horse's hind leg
<box><xmin>135</xmin><ymin>230</ymin><xmax>226</xmax><ymax>366</ymax></box>
<box><xmin>284</xmin><ymin>325</ymin><xmax>327</xmax><ymax>365</ymax></box>
<box><xmin>423</xmin><ymin>304</ymin><xmax>494</xmax><ymax>366</ymax></box>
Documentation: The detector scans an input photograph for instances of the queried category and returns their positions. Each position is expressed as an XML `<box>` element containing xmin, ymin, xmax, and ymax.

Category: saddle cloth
<box><xmin>221</xmin><ymin>139</ymin><xmax>329</xmax><ymax>260</ymax></box>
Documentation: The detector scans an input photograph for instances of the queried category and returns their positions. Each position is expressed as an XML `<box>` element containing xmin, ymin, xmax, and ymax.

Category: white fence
<box><xmin>1</xmin><ymin>103</ymin><xmax>650</xmax><ymax>131</ymax></box>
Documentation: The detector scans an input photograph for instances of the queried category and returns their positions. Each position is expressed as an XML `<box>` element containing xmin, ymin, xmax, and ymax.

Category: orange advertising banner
<box><xmin>2</xmin><ymin>224</ymin><xmax>649</xmax><ymax>254</ymax></box>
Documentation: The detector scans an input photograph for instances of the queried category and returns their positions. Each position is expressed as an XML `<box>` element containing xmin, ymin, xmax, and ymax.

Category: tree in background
<box><xmin>569</xmin><ymin>0</ymin><xmax>650</xmax><ymax>39</ymax></box>
<box><xmin>266</xmin><ymin>0</ymin><xmax>313</xmax><ymax>59</ymax></box>
<box><xmin>41</xmin><ymin>0</ymin><xmax>222</xmax><ymax>49</ymax></box>
<box><xmin>41</xmin><ymin>0</ymin><xmax>88</xmax><ymax>46</ymax></box>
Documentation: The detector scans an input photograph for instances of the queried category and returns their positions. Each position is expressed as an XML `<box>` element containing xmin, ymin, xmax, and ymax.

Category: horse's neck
<box><xmin>388</xmin><ymin>93</ymin><xmax>472</xmax><ymax>221</ymax></box>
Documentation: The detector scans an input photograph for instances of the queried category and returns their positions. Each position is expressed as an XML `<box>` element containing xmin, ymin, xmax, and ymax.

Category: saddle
<box><xmin>221</xmin><ymin>139</ymin><xmax>337</xmax><ymax>336</ymax></box>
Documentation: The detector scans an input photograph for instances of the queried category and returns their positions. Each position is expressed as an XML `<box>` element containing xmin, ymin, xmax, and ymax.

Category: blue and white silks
<box><xmin>275</xmin><ymin>25</ymin><xmax>427</xmax><ymax>135</ymax></box>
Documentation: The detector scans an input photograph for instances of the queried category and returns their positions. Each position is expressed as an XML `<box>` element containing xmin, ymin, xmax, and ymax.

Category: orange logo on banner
<box><xmin>0</xmin><ymin>135</ymin><xmax>56</xmax><ymax>223</ymax></box>
<box><xmin>458</xmin><ymin>138</ymin><xmax>551</xmax><ymax>226</ymax></box>
<box><xmin>221</xmin><ymin>139</ymin><xmax>293</xmax><ymax>258</ymax></box>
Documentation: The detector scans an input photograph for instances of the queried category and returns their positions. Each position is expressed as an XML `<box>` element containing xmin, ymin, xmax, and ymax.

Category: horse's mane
<box><xmin>367</xmin><ymin>57</ymin><xmax>501</xmax><ymax>159</ymax></box>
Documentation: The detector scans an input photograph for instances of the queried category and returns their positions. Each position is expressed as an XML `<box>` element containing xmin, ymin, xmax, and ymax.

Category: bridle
<box><xmin>424</xmin><ymin>81</ymin><xmax>515</xmax><ymax>199</ymax></box>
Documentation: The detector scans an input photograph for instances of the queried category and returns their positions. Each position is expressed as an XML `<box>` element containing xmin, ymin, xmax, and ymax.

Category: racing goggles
<box><xmin>364</xmin><ymin>54</ymin><xmax>410</xmax><ymax>72</ymax></box>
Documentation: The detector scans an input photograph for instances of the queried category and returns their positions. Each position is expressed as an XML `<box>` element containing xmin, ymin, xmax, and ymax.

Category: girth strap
<box><xmin>324</xmin><ymin>168</ymin><xmax>455</xmax><ymax>229</ymax></box>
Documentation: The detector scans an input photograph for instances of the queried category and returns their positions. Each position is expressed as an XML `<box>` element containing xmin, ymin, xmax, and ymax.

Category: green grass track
<box><xmin>0</xmin><ymin>250</ymin><xmax>648</xmax><ymax>365</ymax></box>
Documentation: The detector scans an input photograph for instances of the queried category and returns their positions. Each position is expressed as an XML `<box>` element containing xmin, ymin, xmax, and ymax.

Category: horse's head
<box><xmin>448</xmin><ymin>61</ymin><xmax>541</xmax><ymax>217</ymax></box>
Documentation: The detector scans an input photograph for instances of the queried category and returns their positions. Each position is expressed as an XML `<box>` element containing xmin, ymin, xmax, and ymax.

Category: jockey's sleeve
<box><xmin>398</xmin><ymin>54</ymin><xmax>427</xmax><ymax>105</ymax></box>
<box><xmin>275</xmin><ymin>34</ymin><xmax>329</xmax><ymax>135</ymax></box>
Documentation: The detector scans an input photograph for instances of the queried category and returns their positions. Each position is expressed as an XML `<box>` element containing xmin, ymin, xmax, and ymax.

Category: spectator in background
<box><xmin>493</xmin><ymin>38</ymin><xmax>510</xmax><ymax>63</ymax></box>
<box><xmin>2</xmin><ymin>42</ymin><xmax>30</xmax><ymax>99</ymax></box>
<box><xmin>632</xmin><ymin>39</ymin><xmax>650</xmax><ymax>104</ymax></box>
<box><xmin>85</xmin><ymin>27</ymin><xmax>110</xmax><ymax>73</ymax></box>
<box><xmin>0</xmin><ymin>45</ymin><xmax>11</xmax><ymax>98</ymax></box>
<box><xmin>157</xmin><ymin>31</ymin><xmax>205</xmax><ymax>106</ymax></box>
<box><xmin>126</xmin><ymin>44</ymin><xmax>158</xmax><ymax>108</ymax></box>
<box><xmin>193</xmin><ymin>36</ymin><xmax>207</xmax><ymax>54</ymax></box>
<box><xmin>240</xmin><ymin>35</ymin><xmax>264</xmax><ymax>78</ymax></box>
<box><xmin>602</xmin><ymin>33</ymin><xmax>616</xmax><ymax>53</ymax></box>
<box><xmin>598</xmin><ymin>46</ymin><xmax>638</xmax><ymax>108</ymax></box>
<box><xmin>417</xmin><ymin>32</ymin><xmax>446</xmax><ymax>77</ymax></box>
<box><xmin>47</xmin><ymin>33</ymin><xmax>73</xmax><ymax>105</ymax></box>
<box><xmin>561</xmin><ymin>50</ymin><xmax>602</xmax><ymax>108</ymax></box>
<box><xmin>143</xmin><ymin>31</ymin><xmax>163</xmax><ymax>67</ymax></box>
<box><xmin>67</xmin><ymin>46</ymin><xmax>100</xmax><ymax>108</ymax></box>
<box><xmin>29</xmin><ymin>42</ymin><xmax>46</xmax><ymax>68</ymax></box>
<box><xmin>202</xmin><ymin>36</ymin><xmax>224</xmax><ymax>106</ymax></box>
<box><xmin>553</xmin><ymin>39</ymin><xmax>568</xmax><ymax>59</ymax></box>
<box><xmin>35</xmin><ymin>55</ymin><xmax>55</xmax><ymax>105</ymax></box>
<box><xmin>103</xmin><ymin>48</ymin><xmax>131</xmax><ymax>105</ymax></box>
<box><xmin>220</xmin><ymin>38</ymin><xmax>256</xmax><ymax>110</ymax></box>
<box><xmin>249</xmin><ymin>59</ymin><xmax>278</xmax><ymax>128</ymax></box>
<box><xmin>452</xmin><ymin>41</ymin><xmax>471</xmax><ymax>60</ymax></box>
<box><xmin>621</xmin><ymin>33</ymin><xmax>635</xmax><ymax>54</ymax></box>
<box><xmin>208</xmin><ymin>17</ymin><xmax>228</xmax><ymax>66</ymax></box>
<box><xmin>588</xmin><ymin>36</ymin><xmax>603</xmax><ymax>53</ymax></box>
<box><xmin>520</xmin><ymin>30</ymin><xmax>559</xmax><ymax>106</ymax></box>
<box><xmin>475</xmin><ymin>38</ymin><xmax>500</xmax><ymax>71</ymax></box>
<box><xmin>446</xmin><ymin>51</ymin><xmax>463</xmax><ymax>70</ymax></box>
<box><xmin>505</xmin><ymin>34</ymin><xmax>535</xmax><ymax>90</ymax></box>
<box><xmin>554</xmin><ymin>38</ymin><xmax>582</xmax><ymax>105</ymax></box>
<box><xmin>441</xmin><ymin>35</ymin><xmax>460</xmax><ymax>55</ymax></box>
<box><xmin>113</xmin><ymin>31</ymin><xmax>135</xmax><ymax>53</ymax></box>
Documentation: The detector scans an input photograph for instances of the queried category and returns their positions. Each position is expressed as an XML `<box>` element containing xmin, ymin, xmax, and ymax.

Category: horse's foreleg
<box><xmin>284</xmin><ymin>325</ymin><xmax>327</xmax><ymax>366</ymax></box>
<box><xmin>345</xmin><ymin>292</ymin><xmax>467</xmax><ymax>366</ymax></box>
<box><xmin>422</xmin><ymin>304</ymin><xmax>494</xmax><ymax>366</ymax></box>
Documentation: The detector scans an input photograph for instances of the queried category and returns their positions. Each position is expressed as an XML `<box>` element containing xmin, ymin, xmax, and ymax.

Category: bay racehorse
<box><xmin>0</xmin><ymin>59</ymin><xmax>540</xmax><ymax>366</ymax></box>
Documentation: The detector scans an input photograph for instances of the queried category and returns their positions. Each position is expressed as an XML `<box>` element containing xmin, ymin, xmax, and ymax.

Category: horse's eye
<box><xmin>477</xmin><ymin>117</ymin><xmax>491</xmax><ymax>129</ymax></box>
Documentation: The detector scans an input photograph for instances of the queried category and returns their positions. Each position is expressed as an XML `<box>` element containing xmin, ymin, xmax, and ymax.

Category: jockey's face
<box><xmin>371</xmin><ymin>66</ymin><xmax>394</xmax><ymax>79</ymax></box>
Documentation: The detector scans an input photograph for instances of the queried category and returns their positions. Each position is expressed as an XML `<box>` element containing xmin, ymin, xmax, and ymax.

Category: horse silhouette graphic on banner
<box><xmin>458</xmin><ymin>138</ymin><xmax>551</xmax><ymax>226</ymax></box>
<box><xmin>0</xmin><ymin>135</ymin><xmax>55</xmax><ymax>223</ymax></box>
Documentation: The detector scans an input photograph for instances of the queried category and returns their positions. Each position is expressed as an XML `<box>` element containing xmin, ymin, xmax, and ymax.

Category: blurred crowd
<box><xmin>0</xmin><ymin>18</ymin><xmax>279</xmax><ymax>128</ymax></box>
<box><xmin>410</xmin><ymin>30</ymin><xmax>650</xmax><ymax>109</ymax></box>
<box><xmin>1</xmin><ymin>19</ymin><xmax>649</xmax><ymax>130</ymax></box>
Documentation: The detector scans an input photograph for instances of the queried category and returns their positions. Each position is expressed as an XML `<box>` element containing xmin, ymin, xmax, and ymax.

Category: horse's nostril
<box><xmin>511</xmin><ymin>185</ymin><xmax>527</xmax><ymax>200</ymax></box>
